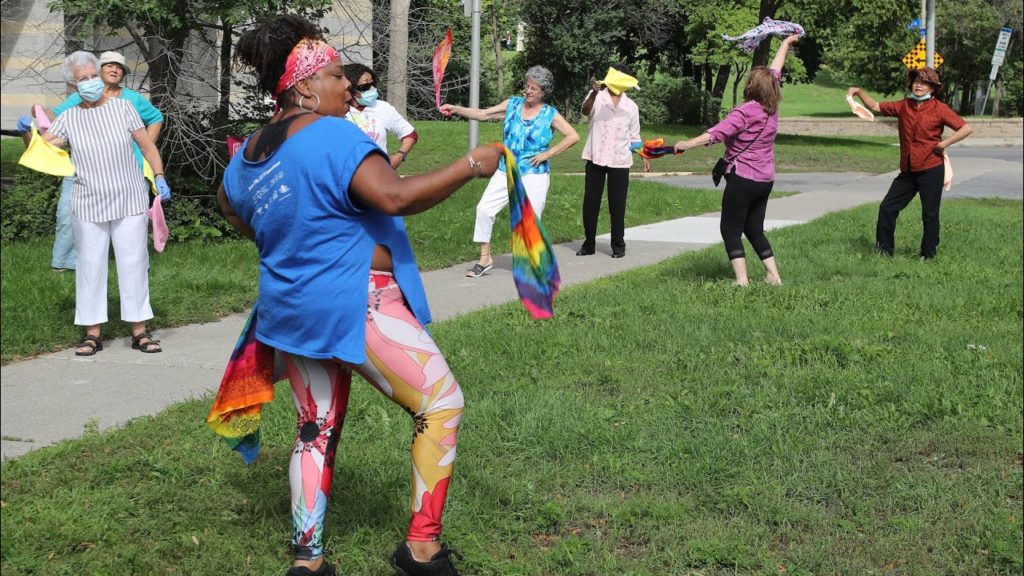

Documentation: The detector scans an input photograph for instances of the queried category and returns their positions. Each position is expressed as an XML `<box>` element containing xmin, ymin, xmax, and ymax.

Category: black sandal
<box><xmin>75</xmin><ymin>335</ymin><xmax>103</xmax><ymax>356</ymax></box>
<box><xmin>465</xmin><ymin>262</ymin><xmax>493</xmax><ymax>278</ymax></box>
<box><xmin>131</xmin><ymin>332</ymin><xmax>162</xmax><ymax>353</ymax></box>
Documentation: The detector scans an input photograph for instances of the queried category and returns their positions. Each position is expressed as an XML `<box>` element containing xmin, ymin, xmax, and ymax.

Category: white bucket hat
<box><xmin>98</xmin><ymin>51</ymin><xmax>130</xmax><ymax>74</ymax></box>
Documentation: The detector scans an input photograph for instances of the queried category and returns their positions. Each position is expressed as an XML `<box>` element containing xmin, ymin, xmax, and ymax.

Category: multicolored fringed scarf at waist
<box><xmin>206</xmin><ymin>306</ymin><xmax>275</xmax><ymax>464</ymax></box>
<box><xmin>500</xmin><ymin>144</ymin><xmax>561</xmax><ymax>319</ymax></box>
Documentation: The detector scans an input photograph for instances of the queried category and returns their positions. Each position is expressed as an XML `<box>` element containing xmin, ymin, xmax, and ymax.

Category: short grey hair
<box><xmin>524</xmin><ymin>65</ymin><xmax>554</xmax><ymax>98</ymax></box>
<box><xmin>63</xmin><ymin>51</ymin><xmax>99</xmax><ymax>84</ymax></box>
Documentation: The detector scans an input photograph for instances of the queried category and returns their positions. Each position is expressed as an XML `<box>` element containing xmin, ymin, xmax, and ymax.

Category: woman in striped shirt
<box><xmin>42</xmin><ymin>51</ymin><xmax>171</xmax><ymax>356</ymax></box>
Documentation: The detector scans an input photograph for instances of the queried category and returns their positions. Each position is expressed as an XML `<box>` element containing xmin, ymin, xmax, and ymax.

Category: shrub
<box><xmin>0</xmin><ymin>170</ymin><xmax>61</xmax><ymax>242</ymax></box>
<box><xmin>0</xmin><ymin>169</ymin><xmax>238</xmax><ymax>244</ymax></box>
<box><xmin>632</xmin><ymin>73</ymin><xmax>713</xmax><ymax>125</ymax></box>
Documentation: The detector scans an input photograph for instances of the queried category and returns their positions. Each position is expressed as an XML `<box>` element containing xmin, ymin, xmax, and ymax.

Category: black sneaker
<box><xmin>285</xmin><ymin>561</ymin><xmax>337</xmax><ymax>576</ymax></box>
<box><xmin>390</xmin><ymin>542</ymin><xmax>462</xmax><ymax>576</ymax></box>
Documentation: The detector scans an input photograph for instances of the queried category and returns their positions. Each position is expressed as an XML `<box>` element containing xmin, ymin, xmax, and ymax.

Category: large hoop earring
<box><xmin>297</xmin><ymin>93</ymin><xmax>321</xmax><ymax>113</ymax></box>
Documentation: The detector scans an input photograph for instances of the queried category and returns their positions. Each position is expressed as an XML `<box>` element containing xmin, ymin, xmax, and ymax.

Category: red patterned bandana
<box><xmin>274</xmin><ymin>38</ymin><xmax>340</xmax><ymax>98</ymax></box>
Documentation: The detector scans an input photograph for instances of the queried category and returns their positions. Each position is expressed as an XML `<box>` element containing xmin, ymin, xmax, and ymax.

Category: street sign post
<box><xmin>979</xmin><ymin>27</ymin><xmax>1014</xmax><ymax>116</ymax></box>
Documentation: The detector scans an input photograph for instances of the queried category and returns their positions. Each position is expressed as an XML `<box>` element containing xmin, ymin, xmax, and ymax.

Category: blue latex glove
<box><xmin>155</xmin><ymin>176</ymin><xmax>171</xmax><ymax>202</ymax></box>
<box><xmin>16</xmin><ymin>115</ymin><xmax>32</xmax><ymax>133</ymax></box>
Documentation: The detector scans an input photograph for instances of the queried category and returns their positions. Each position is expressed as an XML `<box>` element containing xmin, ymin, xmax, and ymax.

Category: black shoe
<box><xmin>391</xmin><ymin>542</ymin><xmax>462</xmax><ymax>576</ymax></box>
<box><xmin>285</xmin><ymin>561</ymin><xmax>337</xmax><ymax>576</ymax></box>
<box><xmin>611</xmin><ymin>249</ymin><xmax>625</xmax><ymax>258</ymax></box>
<box><xmin>576</xmin><ymin>246</ymin><xmax>595</xmax><ymax>256</ymax></box>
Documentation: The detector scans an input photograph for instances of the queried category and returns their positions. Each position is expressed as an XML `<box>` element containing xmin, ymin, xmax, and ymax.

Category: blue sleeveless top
<box><xmin>222</xmin><ymin>117</ymin><xmax>432</xmax><ymax>364</ymax></box>
<box><xmin>500</xmin><ymin>96</ymin><xmax>556</xmax><ymax>175</ymax></box>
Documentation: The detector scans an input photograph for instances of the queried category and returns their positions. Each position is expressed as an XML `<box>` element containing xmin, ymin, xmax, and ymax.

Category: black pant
<box><xmin>875</xmin><ymin>165</ymin><xmax>944</xmax><ymax>258</ymax></box>
<box><xmin>581</xmin><ymin>161</ymin><xmax>630</xmax><ymax>251</ymax></box>
<box><xmin>720</xmin><ymin>172</ymin><xmax>775</xmax><ymax>260</ymax></box>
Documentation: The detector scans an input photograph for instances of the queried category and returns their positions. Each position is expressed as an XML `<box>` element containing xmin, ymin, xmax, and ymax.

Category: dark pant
<box><xmin>720</xmin><ymin>172</ymin><xmax>775</xmax><ymax>260</ymax></box>
<box><xmin>875</xmin><ymin>165</ymin><xmax>944</xmax><ymax>258</ymax></box>
<box><xmin>581</xmin><ymin>161</ymin><xmax>630</xmax><ymax>251</ymax></box>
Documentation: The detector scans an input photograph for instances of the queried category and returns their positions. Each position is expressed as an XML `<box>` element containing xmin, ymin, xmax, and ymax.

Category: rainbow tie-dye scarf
<box><xmin>500</xmin><ymin>145</ymin><xmax>560</xmax><ymax>319</ymax></box>
<box><xmin>206</xmin><ymin>306</ymin><xmax>276</xmax><ymax>464</ymax></box>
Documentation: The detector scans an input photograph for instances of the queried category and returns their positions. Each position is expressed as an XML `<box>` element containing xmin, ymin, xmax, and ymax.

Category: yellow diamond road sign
<box><xmin>903</xmin><ymin>40</ymin><xmax>943</xmax><ymax>69</ymax></box>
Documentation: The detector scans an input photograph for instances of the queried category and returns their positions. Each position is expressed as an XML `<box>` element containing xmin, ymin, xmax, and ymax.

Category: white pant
<box><xmin>72</xmin><ymin>213</ymin><xmax>153</xmax><ymax>326</ymax></box>
<box><xmin>473</xmin><ymin>171</ymin><xmax>550</xmax><ymax>243</ymax></box>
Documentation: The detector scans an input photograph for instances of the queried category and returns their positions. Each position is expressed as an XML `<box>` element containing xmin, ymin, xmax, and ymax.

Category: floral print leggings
<box><xmin>285</xmin><ymin>273</ymin><xmax>464</xmax><ymax>560</ymax></box>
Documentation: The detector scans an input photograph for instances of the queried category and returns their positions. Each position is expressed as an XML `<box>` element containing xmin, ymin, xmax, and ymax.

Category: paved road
<box><xmin>2</xmin><ymin>147</ymin><xmax>1020</xmax><ymax>459</ymax></box>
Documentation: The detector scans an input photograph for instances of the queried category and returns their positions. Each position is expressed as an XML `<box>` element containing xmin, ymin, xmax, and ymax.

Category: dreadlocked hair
<box><xmin>236</xmin><ymin>14</ymin><xmax>324</xmax><ymax>105</ymax></box>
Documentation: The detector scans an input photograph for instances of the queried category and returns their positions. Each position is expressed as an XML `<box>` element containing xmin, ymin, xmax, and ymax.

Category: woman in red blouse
<box><xmin>848</xmin><ymin>68</ymin><xmax>972</xmax><ymax>259</ymax></box>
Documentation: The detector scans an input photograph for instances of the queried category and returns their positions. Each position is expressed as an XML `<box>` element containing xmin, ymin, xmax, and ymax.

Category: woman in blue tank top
<box><xmin>217</xmin><ymin>14</ymin><xmax>501</xmax><ymax>576</ymax></box>
<box><xmin>441</xmin><ymin>66</ymin><xmax>580</xmax><ymax>278</ymax></box>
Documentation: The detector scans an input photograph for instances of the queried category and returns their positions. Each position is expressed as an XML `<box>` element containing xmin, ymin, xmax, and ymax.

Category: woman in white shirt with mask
<box><xmin>343</xmin><ymin>63</ymin><xmax>418</xmax><ymax>171</ymax></box>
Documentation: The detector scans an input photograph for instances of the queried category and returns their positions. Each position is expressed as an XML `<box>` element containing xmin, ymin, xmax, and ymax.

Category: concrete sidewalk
<box><xmin>2</xmin><ymin>149</ymin><xmax>1021</xmax><ymax>459</ymax></box>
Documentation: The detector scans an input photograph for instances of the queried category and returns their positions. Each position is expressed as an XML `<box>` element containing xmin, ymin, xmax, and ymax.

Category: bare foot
<box><xmin>764</xmin><ymin>274</ymin><xmax>783</xmax><ymax>286</ymax></box>
<box><xmin>733</xmin><ymin>279</ymin><xmax>750</xmax><ymax>287</ymax></box>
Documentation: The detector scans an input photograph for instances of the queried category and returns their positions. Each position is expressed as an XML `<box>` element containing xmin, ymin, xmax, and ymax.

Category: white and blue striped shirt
<box><xmin>48</xmin><ymin>98</ymin><xmax>149</xmax><ymax>222</ymax></box>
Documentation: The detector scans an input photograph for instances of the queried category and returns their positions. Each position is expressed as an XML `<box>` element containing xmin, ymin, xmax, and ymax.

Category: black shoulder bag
<box><xmin>712</xmin><ymin>119</ymin><xmax>768</xmax><ymax>187</ymax></box>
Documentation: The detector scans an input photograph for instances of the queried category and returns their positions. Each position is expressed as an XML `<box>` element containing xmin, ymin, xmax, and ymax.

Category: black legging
<box><xmin>581</xmin><ymin>161</ymin><xmax>630</xmax><ymax>251</ymax></box>
<box><xmin>875</xmin><ymin>164</ymin><xmax>944</xmax><ymax>258</ymax></box>
<box><xmin>720</xmin><ymin>172</ymin><xmax>775</xmax><ymax>260</ymax></box>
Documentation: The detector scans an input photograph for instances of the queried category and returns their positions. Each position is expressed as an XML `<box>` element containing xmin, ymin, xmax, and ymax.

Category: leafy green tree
<box><xmin>934</xmin><ymin>0</ymin><xmax>1022</xmax><ymax>114</ymax></box>
<box><xmin>517</xmin><ymin>0</ymin><xmax>684</xmax><ymax>120</ymax></box>
<box><xmin>817</xmin><ymin>0</ymin><xmax>919</xmax><ymax>94</ymax></box>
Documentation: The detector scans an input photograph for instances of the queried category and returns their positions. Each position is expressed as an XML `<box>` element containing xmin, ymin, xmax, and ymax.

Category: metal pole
<box><xmin>980</xmin><ymin>79</ymin><xmax>994</xmax><ymax>116</ymax></box>
<box><xmin>468</xmin><ymin>0</ymin><xmax>481</xmax><ymax>150</ymax></box>
<box><xmin>920</xmin><ymin>0</ymin><xmax>926</xmax><ymax>39</ymax></box>
<box><xmin>925</xmin><ymin>0</ymin><xmax>936</xmax><ymax>67</ymax></box>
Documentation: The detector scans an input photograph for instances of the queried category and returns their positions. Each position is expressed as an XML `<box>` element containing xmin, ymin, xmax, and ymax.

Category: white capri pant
<box><xmin>72</xmin><ymin>212</ymin><xmax>153</xmax><ymax>326</ymax></box>
<box><xmin>473</xmin><ymin>170</ymin><xmax>550</xmax><ymax>243</ymax></box>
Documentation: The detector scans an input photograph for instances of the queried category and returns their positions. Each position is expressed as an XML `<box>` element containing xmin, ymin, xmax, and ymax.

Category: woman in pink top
<box><xmin>674</xmin><ymin>34</ymin><xmax>798</xmax><ymax>286</ymax></box>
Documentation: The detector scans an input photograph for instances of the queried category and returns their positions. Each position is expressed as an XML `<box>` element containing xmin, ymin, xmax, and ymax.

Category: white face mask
<box><xmin>909</xmin><ymin>92</ymin><xmax>932</xmax><ymax>101</ymax></box>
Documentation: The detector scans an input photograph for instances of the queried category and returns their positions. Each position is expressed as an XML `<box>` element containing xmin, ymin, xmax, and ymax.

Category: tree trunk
<box><xmin>492</xmin><ymin>10</ymin><xmax>504</xmax><ymax>98</ymax></box>
<box><xmin>731</xmin><ymin>63</ymin><xmax>749</xmax><ymax>108</ymax></box>
<box><xmin>387</xmin><ymin>0</ymin><xmax>410</xmax><ymax>116</ymax></box>
<box><xmin>216</xmin><ymin>21</ymin><xmax>233</xmax><ymax>127</ymax></box>
<box><xmin>957</xmin><ymin>81</ymin><xmax>973</xmax><ymax>116</ymax></box>
<box><xmin>752</xmin><ymin>0</ymin><xmax>783</xmax><ymax>67</ymax></box>
<box><xmin>712</xmin><ymin>65</ymin><xmax>731</xmax><ymax>98</ymax></box>
<box><xmin>703</xmin><ymin>63</ymin><xmax>713</xmax><ymax>93</ymax></box>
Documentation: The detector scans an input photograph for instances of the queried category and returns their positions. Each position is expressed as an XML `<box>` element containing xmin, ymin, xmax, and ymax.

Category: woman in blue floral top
<box><xmin>441</xmin><ymin>65</ymin><xmax>579</xmax><ymax>277</ymax></box>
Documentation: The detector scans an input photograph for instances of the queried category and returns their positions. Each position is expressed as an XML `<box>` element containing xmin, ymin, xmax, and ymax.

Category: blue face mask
<box><xmin>909</xmin><ymin>92</ymin><xmax>932</xmax><ymax>102</ymax></box>
<box><xmin>77</xmin><ymin>78</ymin><xmax>104</xmax><ymax>102</ymax></box>
<box><xmin>356</xmin><ymin>88</ymin><xmax>379</xmax><ymax>107</ymax></box>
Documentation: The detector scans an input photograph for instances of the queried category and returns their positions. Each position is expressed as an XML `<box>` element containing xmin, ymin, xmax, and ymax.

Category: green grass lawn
<box><xmin>2</xmin><ymin>198</ymin><xmax>1021</xmax><ymax>575</ymax></box>
<box><xmin>778</xmin><ymin>67</ymin><xmax>856</xmax><ymax>118</ymax></box>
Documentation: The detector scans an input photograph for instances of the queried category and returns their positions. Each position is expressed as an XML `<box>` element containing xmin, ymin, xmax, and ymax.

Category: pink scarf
<box><xmin>273</xmin><ymin>39</ymin><xmax>339</xmax><ymax>98</ymax></box>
